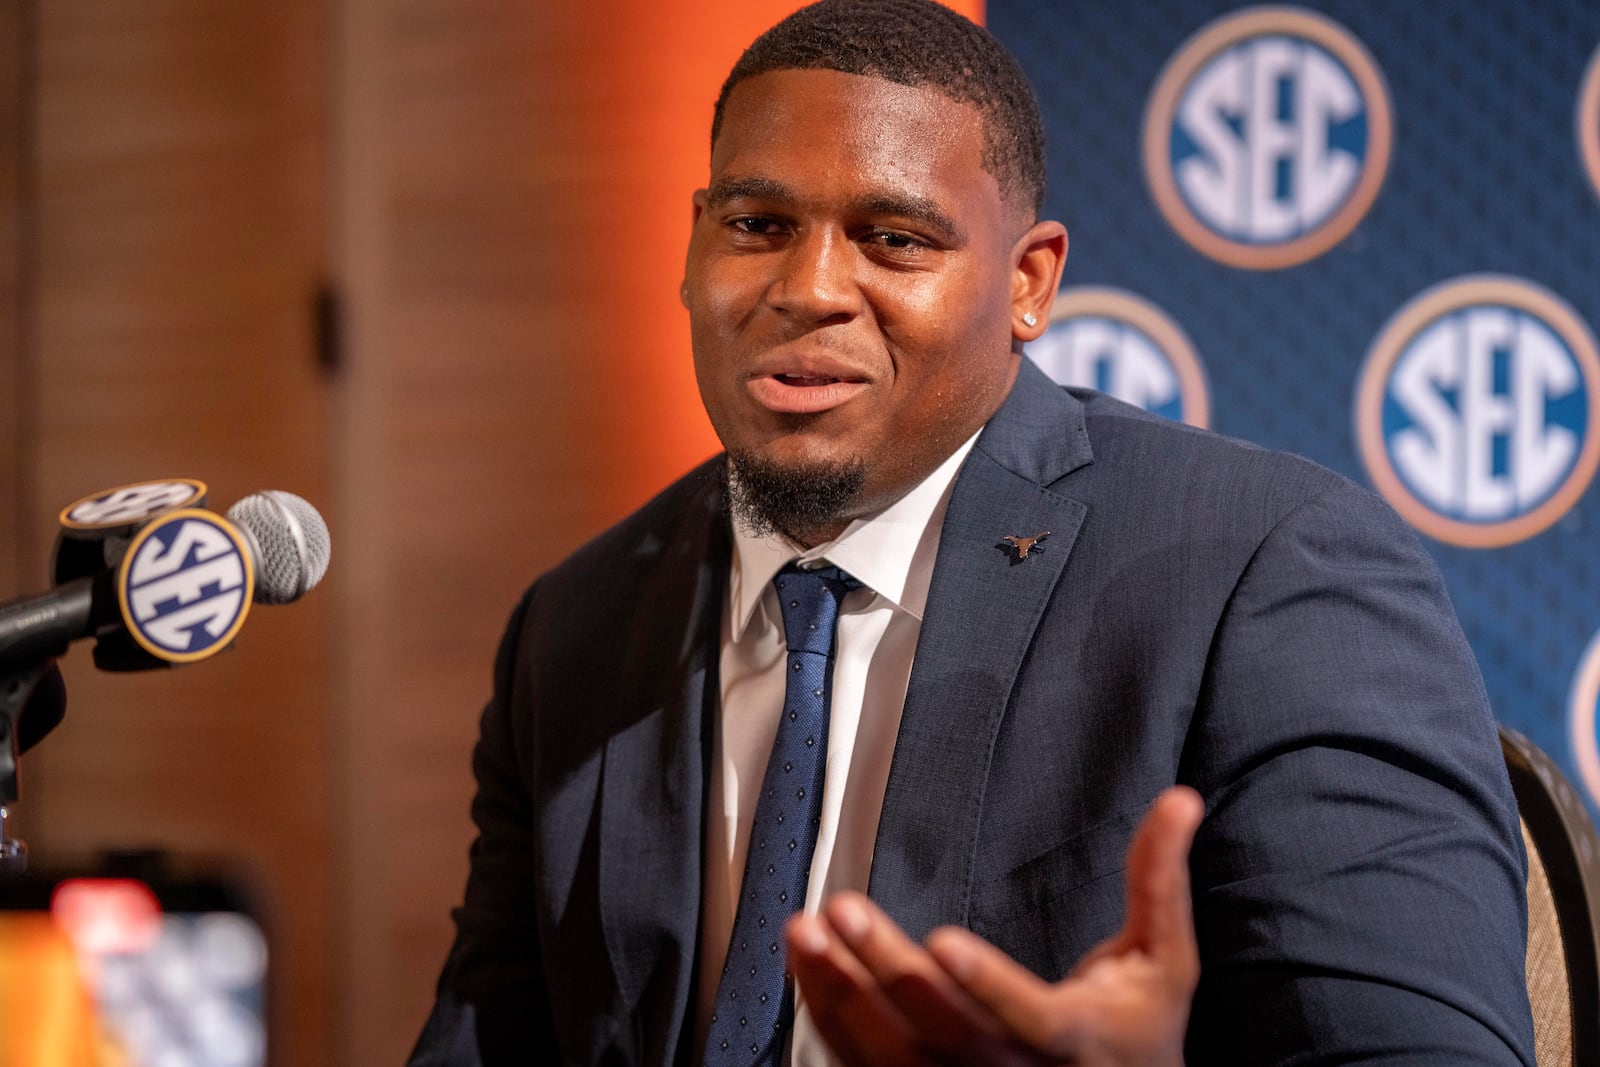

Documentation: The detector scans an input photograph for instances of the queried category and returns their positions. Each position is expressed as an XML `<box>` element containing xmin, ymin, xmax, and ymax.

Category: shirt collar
<box><xmin>727</xmin><ymin>432</ymin><xmax>979</xmax><ymax>640</ymax></box>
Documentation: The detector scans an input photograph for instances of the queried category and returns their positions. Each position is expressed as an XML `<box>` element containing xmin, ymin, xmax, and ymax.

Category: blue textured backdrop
<box><xmin>992</xmin><ymin>0</ymin><xmax>1600</xmax><ymax>816</ymax></box>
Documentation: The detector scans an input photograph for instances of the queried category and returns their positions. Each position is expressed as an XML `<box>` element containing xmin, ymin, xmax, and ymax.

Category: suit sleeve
<box><xmin>1179</xmin><ymin>483</ymin><xmax>1535</xmax><ymax>1065</ymax></box>
<box><xmin>408</xmin><ymin>588</ymin><xmax>562</xmax><ymax>1067</ymax></box>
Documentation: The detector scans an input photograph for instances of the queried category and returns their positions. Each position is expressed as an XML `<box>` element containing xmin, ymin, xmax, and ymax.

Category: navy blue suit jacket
<box><xmin>410</xmin><ymin>360</ymin><xmax>1535</xmax><ymax>1065</ymax></box>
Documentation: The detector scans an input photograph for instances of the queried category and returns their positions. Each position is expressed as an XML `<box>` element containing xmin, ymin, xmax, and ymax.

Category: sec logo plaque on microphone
<box><xmin>58</xmin><ymin>478</ymin><xmax>208</xmax><ymax>533</ymax></box>
<box><xmin>1355</xmin><ymin>275</ymin><xmax>1600</xmax><ymax>548</ymax></box>
<box><xmin>116</xmin><ymin>509</ymin><xmax>256</xmax><ymax>663</ymax></box>
<box><xmin>1143</xmin><ymin>6</ymin><xmax>1392</xmax><ymax>270</ymax></box>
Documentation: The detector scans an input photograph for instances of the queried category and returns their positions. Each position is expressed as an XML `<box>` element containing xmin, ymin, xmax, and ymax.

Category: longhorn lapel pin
<box><xmin>1002</xmin><ymin>531</ymin><xmax>1050</xmax><ymax>561</ymax></box>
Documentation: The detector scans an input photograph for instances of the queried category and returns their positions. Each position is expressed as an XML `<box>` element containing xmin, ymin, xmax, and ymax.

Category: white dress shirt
<box><xmin>695</xmin><ymin>433</ymin><xmax>979</xmax><ymax>1067</ymax></box>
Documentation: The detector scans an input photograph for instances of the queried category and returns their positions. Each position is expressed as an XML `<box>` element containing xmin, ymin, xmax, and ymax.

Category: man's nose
<box><xmin>768</xmin><ymin>229</ymin><xmax>860</xmax><ymax>323</ymax></box>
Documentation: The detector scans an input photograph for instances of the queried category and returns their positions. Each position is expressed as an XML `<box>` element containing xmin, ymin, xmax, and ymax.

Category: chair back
<box><xmin>1501</xmin><ymin>726</ymin><xmax>1600</xmax><ymax>1066</ymax></box>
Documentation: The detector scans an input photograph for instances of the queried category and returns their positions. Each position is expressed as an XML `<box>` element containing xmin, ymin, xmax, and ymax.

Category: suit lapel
<box><xmin>870</xmin><ymin>361</ymin><xmax>1093</xmax><ymax>941</ymax></box>
<box><xmin>594</xmin><ymin>469</ymin><xmax>728</xmax><ymax>1064</ymax></box>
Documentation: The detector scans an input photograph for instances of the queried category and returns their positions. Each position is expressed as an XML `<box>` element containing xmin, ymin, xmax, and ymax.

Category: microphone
<box><xmin>0</xmin><ymin>488</ymin><xmax>330</xmax><ymax>703</ymax></box>
<box><xmin>225</xmin><ymin>491</ymin><xmax>332</xmax><ymax>605</ymax></box>
<box><xmin>2</xmin><ymin>484</ymin><xmax>329</xmax><ymax>819</ymax></box>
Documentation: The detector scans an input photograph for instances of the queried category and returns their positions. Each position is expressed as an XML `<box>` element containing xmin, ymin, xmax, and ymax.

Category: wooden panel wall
<box><xmin>13</xmin><ymin>2</ymin><xmax>331</xmax><ymax>1064</ymax></box>
<box><xmin>1</xmin><ymin>4</ymin><xmax>25</xmax><ymax>595</ymax></box>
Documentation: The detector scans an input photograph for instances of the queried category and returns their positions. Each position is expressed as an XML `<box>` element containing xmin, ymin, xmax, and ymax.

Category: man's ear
<box><xmin>683</xmin><ymin>189</ymin><xmax>709</xmax><ymax>309</ymax></box>
<box><xmin>1010</xmin><ymin>220</ymin><xmax>1068</xmax><ymax>342</ymax></box>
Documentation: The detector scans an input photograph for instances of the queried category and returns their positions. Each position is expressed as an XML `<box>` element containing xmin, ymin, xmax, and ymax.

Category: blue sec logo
<box><xmin>1355</xmin><ymin>276</ymin><xmax>1600</xmax><ymax>547</ymax></box>
<box><xmin>1030</xmin><ymin>287</ymin><xmax>1209</xmax><ymax>427</ymax></box>
<box><xmin>1571</xmin><ymin>629</ymin><xmax>1600</xmax><ymax>814</ymax></box>
<box><xmin>117</xmin><ymin>509</ymin><xmax>254</xmax><ymax>663</ymax></box>
<box><xmin>1143</xmin><ymin>7</ymin><xmax>1392</xmax><ymax>270</ymax></box>
<box><xmin>1579</xmin><ymin>41</ymin><xmax>1600</xmax><ymax>203</ymax></box>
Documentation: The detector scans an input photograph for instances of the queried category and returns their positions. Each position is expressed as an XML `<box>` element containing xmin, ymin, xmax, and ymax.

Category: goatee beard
<box><xmin>725</xmin><ymin>450</ymin><xmax>867</xmax><ymax>547</ymax></box>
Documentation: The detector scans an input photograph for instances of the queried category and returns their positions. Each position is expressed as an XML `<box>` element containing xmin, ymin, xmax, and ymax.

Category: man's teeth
<box><xmin>778</xmin><ymin>374</ymin><xmax>836</xmax><ymax>385</ymax></box>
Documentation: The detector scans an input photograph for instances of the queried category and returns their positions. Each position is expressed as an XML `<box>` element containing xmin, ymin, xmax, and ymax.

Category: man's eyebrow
<box><xmin>860</xmin><ymin>193</ymin><xmax>965</xmax><ymax>244</ymax></box>
<box><xmin>705</xmin><ymin>176</ymin><xmax>793</xmax><ymax>208</ymax></box>
<box><xmin>705</xmin><ymin>179</ymin><xmax>966</xmax><ymax>244</ymax></box>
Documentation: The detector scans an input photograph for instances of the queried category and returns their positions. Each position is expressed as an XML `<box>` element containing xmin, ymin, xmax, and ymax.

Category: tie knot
<box><xmin>773</xmin><ymin>563</ymin><xmax>860</xmax><ymax>655</ymax></box>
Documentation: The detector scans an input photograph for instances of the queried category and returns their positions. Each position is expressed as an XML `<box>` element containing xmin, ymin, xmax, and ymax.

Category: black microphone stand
<box><xmin>0</xmin><ymin>659</ymin><xmax>69</xmax><ymax>876</ymax></box>
<box><xmin>0</xmin><ymin>577</ymin><xmax>99</xmax><ymax>873</ymax></box>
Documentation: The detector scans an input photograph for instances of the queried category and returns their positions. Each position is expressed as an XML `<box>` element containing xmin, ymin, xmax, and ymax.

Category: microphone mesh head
<box><xmin>226</xmin><ymin>491</ymin><xmax>331</xmax><ymax>605</ymax></box>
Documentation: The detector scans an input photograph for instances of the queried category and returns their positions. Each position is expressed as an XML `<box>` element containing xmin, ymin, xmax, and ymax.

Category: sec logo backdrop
<box><xmin>1144</xmin><ymin>6</ymin><xmax>1391</xmax><ymax>270</ymax></box>
<box><xmin>1355</xmin><ymin>276</ymin><xmax>1600</xmax><ymax>547</ymax></box>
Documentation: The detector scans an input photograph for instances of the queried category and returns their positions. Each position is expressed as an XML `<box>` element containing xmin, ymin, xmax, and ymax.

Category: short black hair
<box><xmin>710</xmin><ymin>0</ymin><xmax>1047</xmax><ymax>218</ymax></box>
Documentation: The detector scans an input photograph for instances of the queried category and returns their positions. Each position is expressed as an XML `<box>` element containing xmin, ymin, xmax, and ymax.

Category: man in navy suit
<box><xmin>410</xmin><ymin>1</ymin><xmax>1535</xmax><ymax>1064</ymax></box>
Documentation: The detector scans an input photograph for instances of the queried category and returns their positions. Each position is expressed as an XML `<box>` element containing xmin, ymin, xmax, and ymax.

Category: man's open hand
<box><xmin>786</xmin><ymin>786</ymin><xmax>1204</xmax><ymax>1066</ymax></box>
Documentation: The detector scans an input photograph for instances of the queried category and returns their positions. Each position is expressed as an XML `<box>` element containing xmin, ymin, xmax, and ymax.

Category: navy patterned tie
<box><xmin>703</xmin><ymin>563</ymin><xmax>860</xmax><ymax>1067</ymax></box>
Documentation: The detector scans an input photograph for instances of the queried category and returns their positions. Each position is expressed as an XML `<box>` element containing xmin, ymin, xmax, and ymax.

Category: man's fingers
<box><xmin>821</xmin><ymin>891</ymin><xmax>945</xmax><ymax>993</ymax></box>
<box><xmin>797</xmin><ymin>790</ymin><xmax>1201</xmax><ymax>1067</ymax></box>
<box><xmin>787</xmin><ymin>911</ymin><xmax>925</xmax><ymax>1067</ymax></box>
<box><xmin>1122</xmin><ymin>786</ymin><xmax>1203</xmax><ymax>980</ymax></box>
<box><xmin>926</xmin><ymin>924</ymin><xmax>1082</xmax><ymax>1054</ymax></box>
<box><xmin>925</xmin><ymin>788</ymin><xmax>1205</xmax><ymax>1057</ymax></box>
<box><xmin>818</xmin><ymin>892</ymin><xmax>1015</xmax><ymax>1056</ymax></box>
